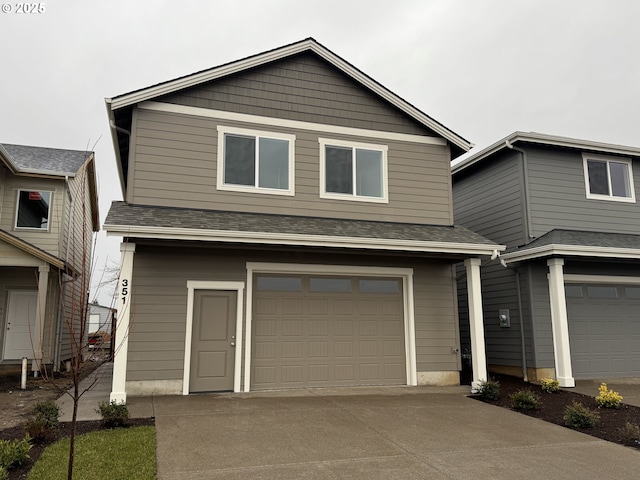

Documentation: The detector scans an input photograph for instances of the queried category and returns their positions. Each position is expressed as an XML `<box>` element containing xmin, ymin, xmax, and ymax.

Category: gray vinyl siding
<box><xmin>453</xmin><ymin>150</ymin><xmax>525</xmax><ymax>248</ymax></box>
<box><xmin>158</xmin><ymin>52</ymin><xmax>432</xmax><ymax>137</ymax></box>
<box><xmin>527</xmin><ymin>262</ymin><xmax>555</xmax><ymax>369</ymax></box>
<box><xmin>526</xmin><ymin>146</ymin><xmax>640</xmax><ymax>236</ymax></box>
<box><xmin>128</xmin><ymin>108</ymin><xmax>453</xmax><ymax>225</ymax></box>
<box><xmin>127</xmin><ymin>245</ymin><xmax>462</xmax><ymax>384</ymax></box>
<box><xmin>0</xmin><ymin>175</ymin><xmax>64</xmax><ymax>258</ymax></box>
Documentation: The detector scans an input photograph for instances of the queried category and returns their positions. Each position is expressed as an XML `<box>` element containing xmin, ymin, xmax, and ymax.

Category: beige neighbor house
<box><xmin>104</xmin><ymin>38</ymin><xmax>504</xmax><ymax>402</ymax></box>
<box><xmin>0</xmin><ymin>143</ymin><xmax>99</xmax><ymax>372</ymax></box>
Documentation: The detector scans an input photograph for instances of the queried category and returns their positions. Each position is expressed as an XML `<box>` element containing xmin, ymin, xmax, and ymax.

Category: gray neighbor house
<box><xmin>453</xmin><ymin>132</ymin><xmax>640</xmax><ymax>387</ymax></box>
<box><xmin>0</xmin><ymin>143</ymin><xmax>99</xmax><ymax>372</ymax></box>
<box><xmin>103</xmin><ymin>38</ymin><xmax>504</xmax><ymax>402</ymax></box>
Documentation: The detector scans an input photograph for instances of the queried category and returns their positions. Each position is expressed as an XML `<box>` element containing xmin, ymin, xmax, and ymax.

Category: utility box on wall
<box><xmin>499</xmin><ymin>309</ymin><xmax>510</xmax><ymax>328</ymax></box>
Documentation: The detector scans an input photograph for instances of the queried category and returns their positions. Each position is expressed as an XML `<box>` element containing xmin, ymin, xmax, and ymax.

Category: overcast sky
<box><xmin>1</xmin><ymin>0</ymin><xmax>638</xmax><ymax>304</ymax></box>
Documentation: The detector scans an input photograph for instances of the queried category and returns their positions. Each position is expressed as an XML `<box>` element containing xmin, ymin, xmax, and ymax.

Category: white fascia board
<box><xmin>106</xmin><ymin>39</ymin><xmax>471</xmax><ymax>152</ymax></box>
<box><xmin>104</xmin><ymin>224</ymin><xmax>504</xmax><ymax>256</ymax></box>
<box><xmin>105</xmin><ymin>99</ymin><xmax>126</xmax><ymax>198</ymax></box>
<box><xmin>454</xmin><ymin>131</ymin><xmax>640</xmax><ymax>175</ymax></box>
<box><xmin>502</xmin><ymin>244</ymin><xmax>640</xmax><ymax>263</ymax></box>
<box><xmin>141</xmin><ymin>101</ymin><xmax>446</xmax><ymax>146</ymax></box>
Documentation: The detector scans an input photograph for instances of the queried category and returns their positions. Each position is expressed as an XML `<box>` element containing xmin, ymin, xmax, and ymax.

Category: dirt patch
<box><xmin>0</xmin><ymin>358</ymin><xmax>103</xmax><ymax>431</ymax></box>
<box><xmin>472</xmin><ymin>374</ymin><xmax>640</xmax><ymax>450</ymax></box>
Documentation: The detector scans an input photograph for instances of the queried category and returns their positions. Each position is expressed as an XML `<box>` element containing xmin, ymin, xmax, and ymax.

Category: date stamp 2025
<box><xmin>1</xmin><ymin>3</ymin><xmax>46</xmax><ymax>13</ymax></box>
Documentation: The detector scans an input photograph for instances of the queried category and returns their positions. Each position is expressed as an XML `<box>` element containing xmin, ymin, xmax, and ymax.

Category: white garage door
<box><xmin>566</xmin><ymin>284</ymin><xmax>640</xmax><ymax>378</ymax></box>
<box><xmin>252</xmin><ymin>275</ymin><xmax>406</xmax><ymax>390</ymax></box>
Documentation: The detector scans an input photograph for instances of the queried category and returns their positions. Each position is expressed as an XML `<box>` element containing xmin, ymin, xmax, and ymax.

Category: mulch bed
<box><xmin>471</xmin><ymin>374</ymin><xmax>640</xmax><ymax>449</ymax></box>
<box><xmin>0</xmin><ymin>418</ymin><xmax>155</xmax><ymax>480</ymax></box>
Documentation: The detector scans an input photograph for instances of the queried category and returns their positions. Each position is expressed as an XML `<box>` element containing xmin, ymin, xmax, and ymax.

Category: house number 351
<box><xmin>121</xmin><ymin>279</ymin><xmax>129</xmax><ymax>304</ymax></box>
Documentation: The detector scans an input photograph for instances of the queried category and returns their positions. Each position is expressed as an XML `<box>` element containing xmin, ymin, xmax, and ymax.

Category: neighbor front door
<box><xmin>189</xmin><ymin>290</ymin><xmax>236</xmax><ymax>392</ymax></box>
<box><xmin>3</xmin><ymin>290</ymin><xmax>38</xmax><ymax>360</ymax></box>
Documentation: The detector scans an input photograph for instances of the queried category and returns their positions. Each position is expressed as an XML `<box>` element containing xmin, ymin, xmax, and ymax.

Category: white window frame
<box><xmin>14</xmin><ymin>189</ymin><xmax>53</xmax><ymax>231</ymax></box>
<box><xmin>319</xmin><ymin>138</ymin><xmax>389</xmax><ymax>203</ymax></box>
<box><xmin>582</xmin><ymin>153</ymin><xmax>636</xmax><ymax>203</ymax></box>
<box><xmin>217</xmin><ymin>126</ymin><xmax>295</xmax><ymax>196</ymax></box>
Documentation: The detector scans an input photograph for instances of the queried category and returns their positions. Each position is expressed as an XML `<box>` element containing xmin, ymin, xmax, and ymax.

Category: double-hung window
<box><xmin>583</xmin><ymin>153</ymin><xmax>635</xmax><ymax>203</ymax></box>
<box><xmin>319</xmin><ymin>138</ymin><xmax>388</xmax><ymax>203</ymax></box>
<box><xmin>15</xmin><ymin>189</ymin><xmax>52</xmax><ymax>230</ymax></box>
<box><xmin>217</xmin><ymin>126</ymin><xmax>295</xmax><ymax>196</ymax></box>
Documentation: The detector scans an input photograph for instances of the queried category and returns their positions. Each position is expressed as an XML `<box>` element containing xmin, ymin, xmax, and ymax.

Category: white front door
<box><xmin>3</xmin><ymin>290</ymin><xmax>38</xmax><ymax>360</ymax></box>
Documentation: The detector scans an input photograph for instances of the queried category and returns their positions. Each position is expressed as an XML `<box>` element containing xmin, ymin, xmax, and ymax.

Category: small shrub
<box><xmin>476</xmin><ymin>379</ymin><xmax>500</xmax><ymax>400</ymax></box>
<box><xmin>540</xmin><ymin>378</ymin><xmax>560</xmax><ymax>393</ymax></box>
<box><xmin>97</xmin><ymin>401</ymin><xmax>129</xmax><ymax>428</ymax></box>
<box><xmin>564</xmin><ymin>402</ymin><xmax>600</xmax><ymax>429</ymax></box>
<box><xmin>0</xmin><ymin>465</ymin><xmax>8</xmax><ymax>480</ymax></box>
<box><xmin>0</xmin><ymin>436</ymin><xmax>32</xmax><ymax>470</ymax></box>
<box><xmin>619</xmin><ymin>422</ymin><xmax>640</xmax><ymax>443</ymax></box>
<box><xmin>25</xmin><ymin>401</ymin><xmax>60</xmax><ymax>441</ymax></box>
<box><xmin>510</xmin><ymin>389</ymin><xmax>541</xmax><ymax>411</ymax></box>
<box><xmin>595</xmin><ymin>383</ymin><xmax>623</xmax><ymax>409</ymax></box>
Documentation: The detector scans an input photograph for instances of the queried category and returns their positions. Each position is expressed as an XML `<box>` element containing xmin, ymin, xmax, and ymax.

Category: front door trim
<box><xmin>244</xmin><ymin>262</ymin><xmax>416</xmax><ymax>392</ymax></box>
<box><xmin>183</xmin><ymin>281</ymin><xmax>245</xmax><ymax>394</ymax></box>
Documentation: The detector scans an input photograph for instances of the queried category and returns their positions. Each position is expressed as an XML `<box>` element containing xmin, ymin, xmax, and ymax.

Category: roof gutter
<box><xmin>104</xmin><ymin>224</ymin><xmax>505</xmax><ymax>257</ymax></box>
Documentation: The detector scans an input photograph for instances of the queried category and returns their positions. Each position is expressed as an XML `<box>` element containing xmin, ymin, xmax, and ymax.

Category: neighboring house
<box><xmin>0</xmin><ymin>143</ymin><xmax>99</xmax><ymax>372</ymax></box>
<box><xmin>104</xmin><ymin>38</ymin><xmax>502</xmax><ymax>402</ymax></box>
<box><xmin>87</xmin><ymin>302</ymin><xmax>116</xmax><ymax>334</ymax></box>
<box><xmin>452</xmin><ymin>132</ymin><xmax>640</xmax><ymax>387</ymax></box>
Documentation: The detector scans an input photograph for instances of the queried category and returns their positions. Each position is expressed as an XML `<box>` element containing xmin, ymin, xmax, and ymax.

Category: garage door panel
<box><xmin>568</xmin><ymin>283</ymin><xmax>640</xmax><ymax>378</ymax></box>
<box><xmin>252</xmin><ymin>274</ymin><xmax>406</xmax><ymax>389</ymax></box>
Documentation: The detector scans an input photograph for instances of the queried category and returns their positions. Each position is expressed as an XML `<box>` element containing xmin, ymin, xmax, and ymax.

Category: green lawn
<box><xmin>28</xmin><ymin>426</ymin><xmax>156</xmax><ymax>480</ymax></box>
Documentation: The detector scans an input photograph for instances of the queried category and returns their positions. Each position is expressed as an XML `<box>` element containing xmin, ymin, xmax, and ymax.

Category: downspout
<box><xmin>505</xmin><ymin>140</ymin><xmax>534</xmax><ymax>241</ymax></box>
<box><xmin>514</xmin><ymin>267</ymin><xmax>528</xmax><ymax>382</ymax></box>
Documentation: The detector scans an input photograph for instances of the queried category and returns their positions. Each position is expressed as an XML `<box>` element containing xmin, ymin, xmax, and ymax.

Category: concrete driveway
<box><xmin>127</xmin><ymin>386</ymin><xmax>640</xmax><ymax>480</ymax></box>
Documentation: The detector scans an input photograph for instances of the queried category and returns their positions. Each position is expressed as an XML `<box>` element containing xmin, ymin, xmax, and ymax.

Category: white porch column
<box><xmin>32</xmin><ymin>264</ymin><xmax>50</xmax><ymax>374</ymax></box>
<box><xmin>547</xmin><ymin>258</ymin><xmax>575</xmax><ymax>387</ymax></box>
<box><xmin>465</xmin><ymin>258</ymin><xmax>487</xmax><ymax>391</ymax></box>
<box><xmin>110</xmin><ymin>242</ymin><xmax>136</xmax><ymax>404</ymax></box>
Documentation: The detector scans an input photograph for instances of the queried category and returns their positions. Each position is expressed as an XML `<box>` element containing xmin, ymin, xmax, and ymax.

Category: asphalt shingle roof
<box><xmin>1</xmin><ymin>143</ymin><xmax>92</xmax><ymax>175</ymax></box>
<box><xmin>105</xmin><ymin>201</ymin><xmax>497</xmax><ymax>246</ymax></box>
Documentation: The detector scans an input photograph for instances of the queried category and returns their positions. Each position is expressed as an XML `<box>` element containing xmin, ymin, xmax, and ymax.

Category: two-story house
<box><xmin>104</xmin><ymin>39</ymin><xmax>503</xmax><ymax>402</ymax></box>
<box><xmin>0</xmin><ymin>143</ymin><xmax>99</xmax><ymax>372</ymax></box>
<box><xmin>453</xmin><ymin>132</ymin><xmax>640</xmax><ymax>387</ymax></box>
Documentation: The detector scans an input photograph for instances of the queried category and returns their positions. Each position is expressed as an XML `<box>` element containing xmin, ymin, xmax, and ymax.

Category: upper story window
<box><xmin>217</xmin><ymin>126</ymin><xmax>295</xmax><ymax>196</ymax></box>
<box><xmin>319</xmin><ymin>138</ymin><xmax>388</xmax><ymax>203</ymax></box>
<box><xmin>583</xmin><ymin>153</ymin><xmax>635</xmax><ymax>203</ymax></box>
<box><xmin>15</xmin><ymin>190</ymin><xmax>52</xmax><ymax>230</ymax></box>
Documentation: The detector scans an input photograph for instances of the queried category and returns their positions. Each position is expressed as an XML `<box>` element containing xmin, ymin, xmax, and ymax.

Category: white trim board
<box><xmin>183</xmin><ymin>281</ymin><xmax>245</xmax><ymax>394</ymax></box>
<box><xmin>243</xmin><ymin>262</ymin><xmax>417</xmax><ymax>392</ymax></box>
<box><xmin>564</xmin><ymin>274</ymin><xmax>640</xmax><ymax>285</ymax></box>
<box><xmin>104</xmin><ymin>224</ymin><xmax>503</xmax><ymax>256</ymax></box>
<box><xmin>139</xmin><ymin>101</ymin><xmax>447</xmax><ymax>146</ymax></box>
<box><xmin>502</xmin><ymin>244</ymin><xmax>640</xmax><ymax>263</ymax></box>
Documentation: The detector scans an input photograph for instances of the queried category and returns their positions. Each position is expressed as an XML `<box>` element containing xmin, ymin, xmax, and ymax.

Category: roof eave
<box><xmin>104</xmin><ymin>224</ymin><xmax>504</xmax><ymax>257</ymax></box>
<box><xmin>105</xmin><ymin>98</ymin><xmax>127</xmax><ymax>198</ymax></box>
<box><xmin>502</xmin><ymin>244</ymin><xmax>640</xmax><ymax>264</ymax></box>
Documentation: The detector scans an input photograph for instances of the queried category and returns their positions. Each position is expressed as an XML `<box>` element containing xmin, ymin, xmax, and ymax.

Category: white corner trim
<box><xmin>502</xmin><ymin>244</ymin><xmax>640</xmax><ymax>263</ymax></box>
<box><xmin>243</xmin><ymin>262</ymin><xmax>416</xmax><ymax>392</ymax></box>
<box><xmin>183</xmin><ymin>280</ymin><xmax>245</xmax><ymax>395</ymax></box>
<box><xmin>104</xmin><ymin>224</ymin><xmax>504</xmax><ymax>256</ymax></box>
<box><xmin>564</xmin><ymin>274</ymin><xmax>640</xmax><ymax>285</ymax></box>
<box><xmin>140</xmin><ymin>101</ymin><xmax>446</xmax><ymax>146</ymax></box>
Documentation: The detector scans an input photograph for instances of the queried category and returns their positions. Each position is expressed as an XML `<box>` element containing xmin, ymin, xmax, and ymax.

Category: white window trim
<box><xmin>243</xmin><ymin>262</ymin><xmax>416</xmax><ymax>392</ymax></box>
<box><xmin>582</xmin><ymin>153</ymin><xmax>636</xmax><ymax>203</ymax></box>
<box><xmin>216</xmin><ymin>126</ymin><xmax>295</xmax><ymax>196</ymax></box>
<box><xmin>183</xmin><ymin>280</ymin><xmax>245</xmax><ymax>395</ymax></box>
<box><xmin>14</xmin><ymin>189</ymin><xmax>53</xmax><ymax>231</ymax></box>
<box><xmin>319</xmin><ymin>138</ymin><xmax>389</xmax><ymax>204</ymax></box>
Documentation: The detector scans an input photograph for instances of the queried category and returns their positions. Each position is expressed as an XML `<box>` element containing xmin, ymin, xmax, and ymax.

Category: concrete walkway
<box><xmin>126</xmin><ymin>386</ymin><xmax>640</xmax><ymax>480</ymax></box>
<box><xmin>56</xmin><ymin>361</ymin><xmax>113</xmax><ymax>421</ymax></box>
